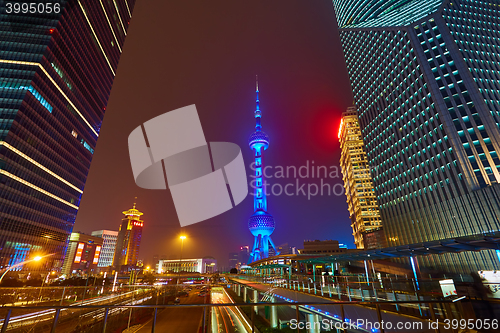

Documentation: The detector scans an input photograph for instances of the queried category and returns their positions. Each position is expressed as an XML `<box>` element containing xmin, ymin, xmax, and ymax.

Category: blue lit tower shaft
<box><xmin>248</xmin><ymin>79</ymin><xmax>279</xmax><ymax>263</ymax></box>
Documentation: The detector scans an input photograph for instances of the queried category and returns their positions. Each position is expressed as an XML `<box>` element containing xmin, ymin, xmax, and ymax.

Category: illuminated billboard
<box><xmin>74</xmin><ymin>243</ymin><xmax>85</xmax><ymax>263</ymax></box>
<box><xmin>93</xmin><ymin>245</ymin><xmax>101</xmax><ymax>264</ymax></box>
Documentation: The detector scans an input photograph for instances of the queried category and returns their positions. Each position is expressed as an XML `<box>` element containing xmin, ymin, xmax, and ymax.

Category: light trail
<box><xmin>2</xmin><ymin>290</ymin><xmax>137</xmax><ymax>326</ymax></box>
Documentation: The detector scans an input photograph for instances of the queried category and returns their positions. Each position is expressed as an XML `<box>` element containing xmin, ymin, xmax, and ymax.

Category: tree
<box><xmin>142</xmin><ymin>273</ymin><xmax>156</xmax><ymax>285</ymax></box>
<box><xmin>229</xmin><ymin>268</ymin><xmax>238</xmax><ymax>274</ymax></box>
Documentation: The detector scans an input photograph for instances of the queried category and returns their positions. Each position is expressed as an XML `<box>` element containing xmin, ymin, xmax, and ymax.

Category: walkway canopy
<box><xmin>299</xmin><ymin>231</ymin><xmax>500</xmax><ymax>264</ymax></box>
<box><xmin>253</xmin><ymin>264</ymin><xmax>291</xmax><ymax>269</ymax></box>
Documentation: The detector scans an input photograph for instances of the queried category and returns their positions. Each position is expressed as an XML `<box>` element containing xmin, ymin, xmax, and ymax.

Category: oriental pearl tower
<box><xmin>248</xmin><ymin>78</ymin><xmax>279</xmax><ymax>263</ymax></box>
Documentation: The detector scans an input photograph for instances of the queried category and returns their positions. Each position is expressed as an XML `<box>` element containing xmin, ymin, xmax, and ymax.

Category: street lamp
<box><xmin>177</xmin><ymin>235</ymin><xmax>186</xmax><ymax>290</ymax></box>
<box><xmin>0</xmin><ymin>255</ymin><xmax>46</xmax><ymax>284</ymax></box>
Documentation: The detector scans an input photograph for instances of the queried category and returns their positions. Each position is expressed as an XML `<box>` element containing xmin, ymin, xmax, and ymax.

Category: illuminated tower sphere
<box><xmin>248</xmin><ymin>78</ymin><xmax>279</xmax><ymax>263</ymax></box>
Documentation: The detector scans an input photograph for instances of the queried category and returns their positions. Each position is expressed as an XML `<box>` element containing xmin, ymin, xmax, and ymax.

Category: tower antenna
<box><xmin>247</xmin><ymin>78</ymin><xmax>279</xmax><ymax>263</ymax></box>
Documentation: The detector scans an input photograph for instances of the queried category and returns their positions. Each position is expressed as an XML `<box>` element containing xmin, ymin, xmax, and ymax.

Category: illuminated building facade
<box><xmin>113</xmin><ymin>203</ymin><xmax>143</xmax><ymax>269</ymax></box>
<box><xmin>339</xmin><ymin>106</ymin><xmax>385</xmax><ymax>249</ymax></box>
<box><xmin>333</xmin><ymin>0</ymin><xmax>500</xmax><ymax>272</ymax></box>
<box><xmin>156</xmin><ymin>258</ymin><xmax>217</xmax><ymax>274</ymax></box>
<box><xmin>61</xmin><ymin>232</ymin><xmax>102</xmax><ymax>276</ymax></box>
<box><xmin>0</xmin><ymin>0</ymin><xmax>135</xmax><ymax>271</ymax></box>
<box><xmin>248</xmin><ymin>80</ymin><xmax>279</xmax><ymax>263</ymax></box>
<box><xmin>91</xmin><ymin>229</ymin><xmax>118</xmax><ymax>268</ymax></box>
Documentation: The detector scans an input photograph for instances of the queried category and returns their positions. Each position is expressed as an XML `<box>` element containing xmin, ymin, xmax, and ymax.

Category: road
<box><xmin>211</xmin><ymin>290</ymin><xmax>249</xmax><ymax>333</ymax></box>
<box><xmin>134</xmin><ymin>291</ymin><xmax>205</xmax><ymax>333</ymax></box>
<box><xmin>2</xmin><ymin>289</ymin><xmax>154</xmax><ymax>333</ymax></box>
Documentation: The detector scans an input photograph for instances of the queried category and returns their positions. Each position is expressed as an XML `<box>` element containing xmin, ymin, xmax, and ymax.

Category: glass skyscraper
<box><xmin>333</xmin><ymin>0</ymin><xmax>500</xmax><ymax>272</ymax></box>
<box><xmin>0</xmin><ymin>0</ymin><xmax>135</xmax><ymax>271</ymax></box>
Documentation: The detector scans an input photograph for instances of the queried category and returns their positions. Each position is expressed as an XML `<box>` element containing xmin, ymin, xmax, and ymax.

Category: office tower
<box><xmin>248</xmin><ymin>79</ymin><xmax>279</xmax><ymax>263</ymax></box>
<box><xmin>339</xmin><ymin>106</ymin><xmax>385</xmax><ymax>249</ymax></box>
<box><xmin>113</xmin><ymin>202</ymin><xmax>143</xmax><ymax>270</ymax></box>
<box><xmin>333</xmin><ymin>0</ymin><xmax>500</xmax><ymax>272</ymax></box>
<box><xmin>0</xmin><ymin>0</ymin><xmax>136</xmax><ymax>270</ymax></box>
<box><xmin>238</xmin><ymin>246</ymin><xmax>250</xmax><ymax>266</ymax></box>
<box><xmin>276</xmin><ymin>243</ymin><xmax>291</xmax><ymax>255</ymax></box>
<box><xmin>61</xmin><ymin>232</ymin><xmax>103</xmax><ymax>276</ymax></box>
<box><xmin>91</xmin><ymin>229</ymin><xmax>118</xmax><ymax>268</ymax></box>
<box><xmin>228</xmin><ymin>252</ymin><xmax>238</xmax><ymax>269</ymax></box>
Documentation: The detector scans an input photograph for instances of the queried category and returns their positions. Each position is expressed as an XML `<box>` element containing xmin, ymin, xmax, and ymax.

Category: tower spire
<box><xmin>255</xmin><ymin>75</ymin><xmax>261</xmax><ymax>130</ymax></box>
<box><xmin>133</xmin><ymin>197</ymin><xmax>137</xmax><ymax>209</ymax></box>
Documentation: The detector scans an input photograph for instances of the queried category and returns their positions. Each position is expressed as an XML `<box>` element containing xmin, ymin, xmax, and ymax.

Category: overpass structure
<box><xmin>247</xmin><ymin>231</ymin><xmax>500</xmax><ymax>285</ymax></box>
<box><xmin>226</xmin><ymin>276</ymin><xmax>473</xmax><ymax>333</ymax></box>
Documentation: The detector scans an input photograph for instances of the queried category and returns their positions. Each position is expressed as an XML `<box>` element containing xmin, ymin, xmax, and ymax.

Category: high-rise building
<box><xmin>339</xmin><ymin>106</ymin><xmax>385</xmax><ymax>249</ymax></box>
<box><xmin>228</xmin><ymin>252</ymin><xmax>238</xmax><ymax>269</ymax></box>
<box><xmin>238</xmin><ymin>246</ymin><xmax>250</xmax><ymax>266</ymax></box>
<box><xmin>0</xmin><ymin>0</ymin><xmax>135</xmax><ymax>271</ymax></box>
<box><xmin>61</xmin><ymin>232</ymin><xmax>102</xmax><ymax>276</ymax></box>
<box><xmin>91</xmin><ymin>230</ymin><xmax>118</xmax><ymax>268</ymax></box>
<box><xmin>248</xmin><ymin>79</ymin><xmax>279</xmax><ymax>263</ymax></box>
<box><xmin>277</xmin><ymin>243</ymin><xmax>291</xmax><ymax>255</ymax></box>
<box><xmin>113</xmin><ymin>202</ymin><xmax>143</xmax><ymax>270</ymax></box>
<box><xmin>333</xmin><ymin>0</ymin><xmax>500</xmax><ymax>272</ymax></box>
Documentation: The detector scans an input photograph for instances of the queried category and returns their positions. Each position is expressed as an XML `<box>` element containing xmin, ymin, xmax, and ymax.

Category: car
<box><xmin>174</xmin><ymin>297</ymin><xmax>180</xmax><ymax>304</ymax></box>
<box><xmin>198</xmin><ymin>292</ymin><xmax>206</xmax><ymax>297</ymax></box>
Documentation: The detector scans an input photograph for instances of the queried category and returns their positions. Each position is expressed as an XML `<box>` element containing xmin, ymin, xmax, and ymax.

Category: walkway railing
<box><xmin>0</xmin><ymin>299</ymin><xmax>477</xmax><ymax>333</ymax></box>
<box><xmin>0</xmin><ymin>282</ymin><xmax>494</xmax><ymax>333</ymax></box>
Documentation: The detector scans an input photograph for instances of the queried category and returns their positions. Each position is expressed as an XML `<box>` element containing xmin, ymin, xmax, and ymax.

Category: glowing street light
<box><xmin>0</xmin><ymin>254</ymin><xmax>51</xmax><ymax>284</ymax></box>
<box><xmin>177</xmin><ymin>235</ymin><xmax>187</xmax><ymax>289</ymax></box>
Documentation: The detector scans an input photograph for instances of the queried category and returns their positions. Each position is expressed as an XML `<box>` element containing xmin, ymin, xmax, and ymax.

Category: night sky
<box><xmin>74</xmin><ymin>0</ymin><xmax>354</xmax><ymax>267</ymax></box>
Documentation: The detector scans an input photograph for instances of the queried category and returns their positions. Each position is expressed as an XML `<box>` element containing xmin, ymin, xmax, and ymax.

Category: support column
<box><xmin>243</xmin><ymin>287</ymin><xmax>247</xmax><ymax>302</ymax></box>
<box><xmin>307</xmin><ymin>313</ymin><xmax>320</xmax><ymax>333</ymax></box>
<box><xmin>237</xmin><ymin>284</ymin><xmax>241</xmax><ymax>297</ymax></box>
<box><xmin>410</xmin><ymin>256</ymin><xmax>421</xmax><ymax>290</ymax></box>
<box><xmin>270</xmin><ymin>296</ymin><xmax>278</xmax><ymax>328</ymax></box>
<box><xmin>313</xmin><ymin>265</ymin><xmax>316</xmax><ymax>282</ymax></box>
<box><xmin>364</xmin><ymin>260</ymin><xmax>370</xmax><ymax>286</ymax></box>
<box><xmin>253</xmin><ymin>290</ymin><xmax>259</xmax><ymax>314</ymax></box>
